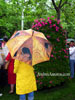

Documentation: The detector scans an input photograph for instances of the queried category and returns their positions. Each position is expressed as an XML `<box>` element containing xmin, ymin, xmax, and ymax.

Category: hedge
<box><xmin>32</xmin><ymin>16</ymin><xmax>70</xmax><ymax>89</ymax></box>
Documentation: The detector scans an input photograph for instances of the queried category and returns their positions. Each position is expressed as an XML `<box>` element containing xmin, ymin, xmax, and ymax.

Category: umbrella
<box><xmin>6</xmin><ymin>29</ymin><xmax>52</xmax><ymax>66</ymax></box>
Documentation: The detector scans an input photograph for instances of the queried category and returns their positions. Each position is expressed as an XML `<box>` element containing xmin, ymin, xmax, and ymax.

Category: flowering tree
<box><xmin>32</xmin><ymin>16</ymin><xmax>70</xmax><ymax>89</ymax></box>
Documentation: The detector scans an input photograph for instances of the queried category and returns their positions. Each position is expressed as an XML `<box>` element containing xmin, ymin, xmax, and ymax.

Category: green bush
<box><xmin>32</xmin><ymin>16</ymin><xmax>70</xmax><ymax>89</ymax></box>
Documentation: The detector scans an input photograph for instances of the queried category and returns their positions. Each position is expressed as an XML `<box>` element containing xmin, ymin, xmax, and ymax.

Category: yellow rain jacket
<box><xmin>14</xmin><ymin>60</ymin><xmax>37</xmax><ymax>95</ymax></box>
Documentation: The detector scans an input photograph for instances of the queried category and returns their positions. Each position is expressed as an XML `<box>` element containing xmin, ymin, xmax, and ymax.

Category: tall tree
<box><xmin>51</xmin><ymin>0</ymin><xmax>69</xmax><ymax>20</ymax></box>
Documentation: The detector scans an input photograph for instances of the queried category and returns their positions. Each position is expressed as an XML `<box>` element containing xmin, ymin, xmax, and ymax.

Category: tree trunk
<box><xmin>51</xmin><ymin>0</ymin><xmax>68</xmax><ymax>21</ymax></box>
<box><xmin>57</xmin><ymin>9</ymin><xmax>60</xmax><ymax>20</ymax></box>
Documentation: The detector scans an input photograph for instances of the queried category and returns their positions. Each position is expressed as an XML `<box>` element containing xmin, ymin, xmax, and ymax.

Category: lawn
<box><xmin>0</xmin><ymin>79</ymin><xmax>75</xmax><ymax>100</ymax></box>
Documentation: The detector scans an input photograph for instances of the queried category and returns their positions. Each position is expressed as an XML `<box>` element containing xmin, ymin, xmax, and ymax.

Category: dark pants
<box><xmin>0</xmin><ymin>65</ymin><xmax>8</xmax><ymax>88</ymax></box>
<box><xmin>70</xmin><ymin>60</ymin><xmax>75</xmax><ymax>78</ymax></box>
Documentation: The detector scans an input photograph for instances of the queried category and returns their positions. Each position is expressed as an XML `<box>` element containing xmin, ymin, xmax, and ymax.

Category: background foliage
<box><xmin>0</xmin><ymin>0</ymin><xmax>75</xmax><ymax>38</ymax></box>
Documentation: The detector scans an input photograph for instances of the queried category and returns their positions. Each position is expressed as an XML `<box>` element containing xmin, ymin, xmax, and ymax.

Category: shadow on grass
<box><xmin>0</xmin><ymin>79</ymin><xmax>75</xmax><ymax>100</ymax></box>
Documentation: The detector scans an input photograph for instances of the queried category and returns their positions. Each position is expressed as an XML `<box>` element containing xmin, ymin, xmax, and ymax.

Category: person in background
<box><xmin>14</xmin><ymin>60</ymin><xmax>37</xmax><ymax>100</ymax></box>
<box><xmin>0</xmin><ymin>49</ymin><xmax>3</xmax><ymax>96</ymax></box>
<box><xmin>0</xmin><ymin>36</ymin><xmax>9</xmax><ymax>96</ymax></box>
<box><xmin>1</xmin><ymin>36</ymin><xmax>9</xmax><ymax>87</ymax></box>
<box><xmin>69</xmin><ymin>40</ymin><xmax>75</xmax><ymax>78</ymax></box>
<box><xmin>0</xmin><ymin>39</ymin><xmax>3</xmax><ymax>49</ymax></box>
<box><xmin>2</xmin><ymin>36</ymin><xmax>9</xmax><ymax>59</ymax></box>
<box><xmin>5</xmin><ymin>53</ymin><xmax>16</xmax><ymax>94</ymax></box>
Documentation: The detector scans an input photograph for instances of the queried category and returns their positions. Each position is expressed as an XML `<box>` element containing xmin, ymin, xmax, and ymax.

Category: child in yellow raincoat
<box><xmin>14</xmin><ymin>59</ymin><xmax>37</xmax><ymax>100</ymax></box>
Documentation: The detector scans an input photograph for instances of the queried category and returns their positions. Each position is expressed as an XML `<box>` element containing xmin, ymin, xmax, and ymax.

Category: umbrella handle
<box><xmin>32</xmin><ymin>30</ymin><xmax>34</xmax><ymax>36</ymax></box>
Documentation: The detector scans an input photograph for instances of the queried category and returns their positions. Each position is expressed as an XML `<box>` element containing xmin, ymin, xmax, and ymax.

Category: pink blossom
<box><xmin>57</xmin><ymin>20</ymin><xmax>60</xmax><ymax>24</ymax></box>
<box><xmin>32</xmin><ymin>22</ymin><xmax>34</xmax><ymax>25</ymax></box>
<box><xmin>60</xmin><ymin>25</ymin><xmax>63</xmax><ymax>28</ymax></box>
<box><xmin>56</xmin><ymin>29</ymin><xmax>58</xmax><ymax>31</ymax></box>
<box><xmin>64</xmin><ymin>56</ymin><xmax>68</xmax><ymax>58</ymax></box>
<box><xmin>32</xmin><ymin>25</ymin><xmax>35</xmax><ymax>28</ymax></box>
<box><xmin>41</xmin><ymin>22</ymin><xmax>44</xmax><ymax>24</ymax></box>
<box><xmin>48</xmin><ymin>20</ymin><xmax>52</xmax><ymax>24</ymax></box>
<box><xmin>34</xmin><ymin>19</ymin><xmax>39</xmax><ymax>23</ymax></box>
<box><xmin>64</xmin><ymin>30</ymin><xmax>66</xmax><ymax>32</ymax></box>
<box><xmin>63</xmin><ymin>50</ymin><xmax>67</xmax><ymax>53</ymax></box>
<box><xmin>37</xmin><ymin>28</ymin><xmax>39</xmax><ymax>30</ymax></box>
<box><xmin>56</xmin><ymin>26</ymin><xmax>59</xmax><ymax>32</ymax></box>
<box><xmin>38</xmin><ymin>22</ymin><xmax>42</xmax><ymax>27</ymax></box>
<box><xmin>41</xmin><ymin>21</ymin><xmax>45</xmax><ymax>26</ymax></box>
<box><xmin>40</xmin><ymin>82</ymin><xmax>43</xmax><ymax>85</ymax></box>
<box><xmin>51</xmin><ymin>54</ymin><xmax>54</xmax><ymax>57</ymax></box>
<box><xmin>53</xmin><ymin>24</ymin><xmax>56</xmax><ymax>27</ymax></box>
<box><xmin>49</xmin><ymin>81</ymin><xmax>52</xmax><ymax>84</ymax></box>
<box><xmin>65</xmin><ymin>43</ymin><xmax>67</xmax><ymax>46</ymax></box>
<box><xmin>54</xmin><ymin>19</ymin><xmax>57</xmax><ymax>21</ymax></box>
<box><xmin>48</xmin><ymin>17</ymin><xmax>50</xmax><ymax>20</ymax></box>
<box><xmin>58</xmin><ymin>56</ymin><xmax>60</xmax><ymax>58</ymax></box>
<box><xmin>40</xmin><ymin>18</ymin><xmax>44</xmax><ymax>20</ymax></box>
<box><xmin>35</xmin><ymin>24</ymin><xmax>38</xmax><ymax>27</ymax></box>
<box><xmin>66</xmin><ymin>48</ymin><xmax>69</xmax><ymax>50</ymax></box>
<box><xmin>65</xmin><ymin>40</ymin><xmax>67</xmax><ymax>42</ymax></box>
<box><xmin>63</xmin><ymin>34</ymin><xmax>65</xmax><ymax>36</ymax></box>
<box><xmin>51</xmin><ymin>16</ymin><xmax>54</xmax><ymax>18</ymax></box>
<box><xmin>49</xmin><ymin>25</ymin><xmax>52</xmax><ymax>28</ymax></box>
<box><xmin>45</xmin><ymin>23</ymin><xmax>47</xmax><ymax>25</ymax></box>
<box><xmin>40</xmin><ymin>18</ymin><xmax>46</xmax><ymax>21</ymax></box>
<box><xmin>47</xmin><ymin>35</ymin><xmax>51</xmax><ymax>38</ymax></box>
<box><xmin>56</xmin><ymin>38</ymin><xmax>60</xmax><ymax>42</ymax></box>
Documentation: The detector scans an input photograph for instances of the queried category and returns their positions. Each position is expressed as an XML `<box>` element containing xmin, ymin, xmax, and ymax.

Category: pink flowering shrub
<box><xmin>32</xmin><ymin>17</ymin><xmax>70</xmax><ymax>89</ymax></box>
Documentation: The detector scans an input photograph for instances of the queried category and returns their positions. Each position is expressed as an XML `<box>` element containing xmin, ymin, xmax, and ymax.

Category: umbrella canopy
<box><xmin>6</xmin><ymin>29</ymin><xmax>52</xmax><ymax>66</ymax></box>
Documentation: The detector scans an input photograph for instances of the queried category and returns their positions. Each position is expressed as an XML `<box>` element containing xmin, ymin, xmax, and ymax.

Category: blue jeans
<box><xmin>70</xmin><ymin>60</ymin><xmax>75</xmax><ymax>78</ymax></box>
<box><xmin>19</xmin><ymin>92</ymin><xmax>34</xmax><ymax>100</ymax></box>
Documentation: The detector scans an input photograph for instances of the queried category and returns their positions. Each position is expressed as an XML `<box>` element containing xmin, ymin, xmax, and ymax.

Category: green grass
<box><xmin>0</xmin><ymin>79</ymin><xmax>75</xmax><ymax>100</ymax></box>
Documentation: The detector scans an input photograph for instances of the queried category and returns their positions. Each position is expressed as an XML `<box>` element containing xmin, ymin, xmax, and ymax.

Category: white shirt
<box><xmin>0</xmin><ymin>49</ymin><xmax>4</xmax><ymax>65</ymax></box>
<box><xmin>2</xmin><ymin>45</ymin><xmax>9</xmax><ymax>58</ymax></box>
<box><xmin>69</xmin><ymin>46</ymin><xmax>75</xmax><ymax>60</ymax></box>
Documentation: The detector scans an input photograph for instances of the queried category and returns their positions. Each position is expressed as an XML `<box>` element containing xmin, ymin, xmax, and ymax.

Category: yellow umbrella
<box><xmin>6</xmin><ymin>29</ymin><xmax>52</xmax><ymax>66</ymax></box>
